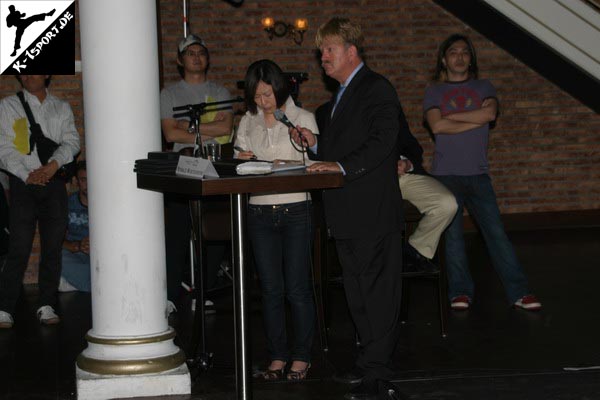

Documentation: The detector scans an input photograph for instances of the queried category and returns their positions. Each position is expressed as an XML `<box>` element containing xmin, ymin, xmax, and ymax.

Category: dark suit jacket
<box><xmin>399</xmin><ymin>127</ymin><xmax>427</xmax><ymax>176</ymax></box>
<box><xmin>312</xmin><ymin>66</ymin><xmax>409</xmax><ymax>239</ymax></box>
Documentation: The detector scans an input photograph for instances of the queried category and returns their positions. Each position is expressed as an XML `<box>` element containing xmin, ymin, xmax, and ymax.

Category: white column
<box><xmin>76</xmin><ymin>1</ymin><xmax>190</xmax><ymax>399</ymax></box>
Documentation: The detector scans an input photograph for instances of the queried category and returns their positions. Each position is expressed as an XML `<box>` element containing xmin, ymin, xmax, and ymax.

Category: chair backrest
<box><xmin>201</xmin><ymin>196</ymin><xmax>231</xmax><ymax>241</ymax></box>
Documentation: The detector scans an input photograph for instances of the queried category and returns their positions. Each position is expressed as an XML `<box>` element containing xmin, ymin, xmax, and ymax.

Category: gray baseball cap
<box><xmin>178</xmin><ymin>34</ymin><xmax>207</xmax><ymax>53</ymax></box>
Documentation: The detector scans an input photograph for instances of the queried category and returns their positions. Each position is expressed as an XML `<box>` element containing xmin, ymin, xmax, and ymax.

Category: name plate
<box><xmin>176</xmin><ymin>156</ymin><xmax>219</xmax><ymax>179</ymax></box>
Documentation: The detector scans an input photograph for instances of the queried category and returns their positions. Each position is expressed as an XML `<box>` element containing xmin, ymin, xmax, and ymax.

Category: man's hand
<box><xmin>482</xmin><ymin>98</ymin><xmax>492</xmax><ymax>107</ymax></box>
<box><xmin>26</xmin><ymin>160</ymin><xmax>60</xmax><ymax>185</ymax></box>
<box><xmin>291</xmin><ymin>127</ymin><xmax>316</xmax><ymax>148</ymax></box>
<box><xmin>306</xmin><ymin>162</ymin><xmax>341</xmax><ymax>173</ymax></box>
<box><xmin>80</xmin><ymin>237</ymin><xmax>90</xmax><ymax>254</ymax></box>
<box><xmin>26</xmin><ymin>170</ymin><xmax>47</xmax><ymax>185</ymax></box>
<box><xmin>397</xmin><ymin>159</ymin><xmax>413</xmax><ymax>176</ymax></box>
<box><xmin>176</xmin><ymin>119</ymin><xmax>192</xmax><ymax>131</ymax></box>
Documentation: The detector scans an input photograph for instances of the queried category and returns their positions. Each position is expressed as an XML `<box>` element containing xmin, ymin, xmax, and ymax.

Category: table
<box><xmin>137</xmin><ymin>169</ymin><xmax>344</xmax><ymax>400</ymax></box>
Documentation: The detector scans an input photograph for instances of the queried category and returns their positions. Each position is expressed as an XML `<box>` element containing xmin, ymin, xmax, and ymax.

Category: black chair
<box><xmin>400</xmin><ymin>200</ymin><xmax>448</xmax><ymax>338</ymax></box>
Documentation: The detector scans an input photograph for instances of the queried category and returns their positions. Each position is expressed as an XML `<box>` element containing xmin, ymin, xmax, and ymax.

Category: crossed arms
<box><xmin>425</xmin><ymin>97</ymin><xmax>498</xmax><ymax>135</ymax></box>
<box><xmin>161</xmin><ymin>111</ymin><xmax>233</xmax><ymax>144</ymax></box>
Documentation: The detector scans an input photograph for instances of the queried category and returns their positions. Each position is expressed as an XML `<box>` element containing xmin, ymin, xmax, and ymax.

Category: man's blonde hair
<box><xmin>315</xmin><ymin>17</ymin><xmax>364</xmax><ymax>56</ymax></box>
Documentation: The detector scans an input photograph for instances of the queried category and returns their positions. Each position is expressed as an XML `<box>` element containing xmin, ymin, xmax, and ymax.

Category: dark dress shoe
<box><xmin>378</xmin><ymin>380</ymin><xmax>408</xmax><ymax>399</ymax></box>
<box><xmin>333</xmin><ymin>366</ymin><xmax>365</xmax><ymax>384</ymax></box>
<box><xmin>344</xmin><ymin>379</ymin><xmax>378</xmax><ymax>400</ymax></box>
<box><xmin>403</xmin><ymin>244</ymin><xmax>440</xmax><ymax>273</ymax></box>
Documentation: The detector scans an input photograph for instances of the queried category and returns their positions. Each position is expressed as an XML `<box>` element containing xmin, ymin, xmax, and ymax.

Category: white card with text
<box><xmin>176</xmin><ymin>156</ymin><xmax>219</xmax><ymax>179</ymax></box>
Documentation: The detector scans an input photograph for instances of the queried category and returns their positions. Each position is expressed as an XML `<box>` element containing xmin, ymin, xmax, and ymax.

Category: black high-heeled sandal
<box><xmin>286</xmin><ymin>363</ymin><xmax>310</xmax><ymax>381</ymax></box>
<box><xmin>262</xmin><ymin>362</ymin><xmax>287</xmax><ymax>381</ymax></box>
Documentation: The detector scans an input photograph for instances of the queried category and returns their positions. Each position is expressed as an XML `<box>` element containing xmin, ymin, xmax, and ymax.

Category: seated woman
<box><xmin>235</xmin><ymin>59</ymin><xmax>317</xmax><ymax>381</ymax></box>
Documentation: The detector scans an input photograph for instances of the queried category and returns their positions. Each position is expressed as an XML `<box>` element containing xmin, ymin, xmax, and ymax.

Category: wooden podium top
<box><xmin>136</xmin><ymin>169</ymin><xmax>344</xmax><ymax>196</ymax></box>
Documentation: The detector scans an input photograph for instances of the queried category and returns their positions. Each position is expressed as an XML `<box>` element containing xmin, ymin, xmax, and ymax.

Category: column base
<box><xmin>76</xmin><ymin>363</ymin><xmax>191</xmax><ymax>400</ymax></box>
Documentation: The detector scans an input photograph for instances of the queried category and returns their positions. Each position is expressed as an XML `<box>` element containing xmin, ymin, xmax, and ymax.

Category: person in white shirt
<box><xmin>235</xmin><ymin>59</ymin><xmax>317</xmax><ymax>381</ymax></box>
<box><xmin>0</xmin><ymin>75</ymin><xmax>80</xmax><ymax>328</ymax></box>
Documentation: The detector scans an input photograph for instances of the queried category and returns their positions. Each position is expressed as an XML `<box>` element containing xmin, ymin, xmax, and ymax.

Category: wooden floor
<box><xmin>1</xmin><ymin>224</ymin><xmax>600</xmax><ymax>399</ymax></box>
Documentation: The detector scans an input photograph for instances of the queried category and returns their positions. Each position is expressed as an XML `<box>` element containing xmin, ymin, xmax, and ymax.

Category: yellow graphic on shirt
<box><xmin>202</xmin><ymin>95</ymin><xmax>231</xmax><ymax>145</ymax></box>
<box><xmin>12</xmin><ymin>118</ymin><xmax>30</xmax><ymax>154</ymax></box>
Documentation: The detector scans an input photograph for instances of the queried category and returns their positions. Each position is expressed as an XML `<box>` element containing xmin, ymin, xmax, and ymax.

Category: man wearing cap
<box><xmin>160</xmin><ymin>35</ymin><xmax>233</xmax><ymax>315</ymax></box>
<box><xmin>160</xmin><ymin>34</ymin><xmax>234</xmax><ymax>150</ymax></box>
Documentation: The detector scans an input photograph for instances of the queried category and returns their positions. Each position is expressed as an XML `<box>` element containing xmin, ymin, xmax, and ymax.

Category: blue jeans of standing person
<box><xmin>248</xmin><ymin>201</ymin><xmax>315</xmax><ymax>363</ymax></box>
<box><xmin>434</xmin><ymin>174</ymin><xmax>530</xmax><ymax>305</ymax></box>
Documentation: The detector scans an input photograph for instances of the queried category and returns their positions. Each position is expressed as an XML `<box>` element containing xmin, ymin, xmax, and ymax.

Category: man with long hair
<box><xmin>424</xmin><ymin>34</ymin><xmax>542</xmax><ymax>312</ymax></box>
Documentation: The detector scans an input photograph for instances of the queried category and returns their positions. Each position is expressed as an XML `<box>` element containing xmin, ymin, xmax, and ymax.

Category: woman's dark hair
<box><xmin>434</xmin><ymin>34</ymin><xmax>478</xmax><ymax>81</ymax></box>
<box><xmin>244</xmin><ymin>59</ymin><xmax>289</xmax><ymax>115</ymax></box>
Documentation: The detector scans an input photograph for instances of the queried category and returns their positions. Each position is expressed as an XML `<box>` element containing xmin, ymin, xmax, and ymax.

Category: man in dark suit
<box><xmin>294</xmin><ymin>17</ymin><xmax>407</xmax><ymax>400</ymax></box>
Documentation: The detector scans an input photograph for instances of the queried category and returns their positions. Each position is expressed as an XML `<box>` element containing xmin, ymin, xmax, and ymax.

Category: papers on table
<box><xmin>235</xmin><ymin>160</ymin><xmax>306</xmax><ymax>175</ymax></box>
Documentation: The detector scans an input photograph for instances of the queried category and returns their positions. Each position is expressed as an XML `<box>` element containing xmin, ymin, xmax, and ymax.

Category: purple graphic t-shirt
<box><xmin>423</xmin><ymin>79</ymin><xmax>497</xmax><ymax>176</ymax></box>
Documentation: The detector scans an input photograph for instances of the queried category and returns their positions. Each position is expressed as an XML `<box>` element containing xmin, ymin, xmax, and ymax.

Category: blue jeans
<box><xmin>61</xmin><ymin>249</ymin><xmax>91</xmax><ymax>292</ymax></box>
<box><xmin>248</xmin><ymin>201</ymin><xmax>315</xmax><ymax>363</ymax></box>
<box><xmin>435</xmin><ymin>175</ymin><xmax>530</xmax><ymax>304</ymax></box>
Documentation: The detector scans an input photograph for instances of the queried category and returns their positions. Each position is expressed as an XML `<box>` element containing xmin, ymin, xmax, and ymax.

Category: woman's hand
<box><xmin>237</xmin><ymin>150</ymin><xmax>256</xmax><ymax>160</ymax></box>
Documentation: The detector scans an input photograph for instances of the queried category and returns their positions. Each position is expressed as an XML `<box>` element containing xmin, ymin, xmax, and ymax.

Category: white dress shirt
<box><xmin>0</xmin><ymin>89</ymin><xmax>80</xmax><ymax>182</ymax></box>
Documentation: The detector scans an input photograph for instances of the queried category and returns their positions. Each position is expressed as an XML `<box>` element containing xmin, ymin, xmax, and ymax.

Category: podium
<box><xmin>137</xmin><ymin>169</ymin><xmax>343</xmax><ymax>400</ymax></box>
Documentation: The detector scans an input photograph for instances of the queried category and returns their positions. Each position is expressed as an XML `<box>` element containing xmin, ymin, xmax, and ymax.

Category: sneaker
<box><xmin>58</xmin><ymin>277</ymin><xmax>78</xmax><ymax>292</ymax></box>
<box><xmin>37</xmin><ymin>305</ymin><xmax>60</xmax><ymax>325</ymax></box>
<box><xmin>450</xmin><ymin>295</ymin><xmax>471</xmax><ymax>310</ymax></box>
<box><xmin>204</xmin><ymin>299</ymin><xmax>216</xmax><ymax>315</ymax></box>
<box><xmin>0</xmin><ymin>311</ymin><xmax>14</xmax><ymax>329</ymax></box>
<box><xmin>514</xmin><ymin>295</ymin><xmax>542</xmax><ymax>311</ymax></box>
<box><xmin>167</xmin><ymin>300</ymin><xmax>177</xmax><ymax>316</ymax></box>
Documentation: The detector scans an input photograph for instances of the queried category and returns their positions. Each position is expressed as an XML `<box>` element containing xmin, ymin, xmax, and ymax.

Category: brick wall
<box><xmin>1</xmin><ymin>0</ymin><xmax>599</xmax><ymax>281</ymax></box>
<box><xmin>156</xmin><ymin>0</ymin><xmax>600</xmax><ymax>212</ymax></box>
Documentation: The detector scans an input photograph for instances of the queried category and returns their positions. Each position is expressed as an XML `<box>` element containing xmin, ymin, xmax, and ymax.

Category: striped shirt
<box><xmin>0</xmin><ymin>89</ymin><xmax>80</xmax><ymax>182</ymax></box>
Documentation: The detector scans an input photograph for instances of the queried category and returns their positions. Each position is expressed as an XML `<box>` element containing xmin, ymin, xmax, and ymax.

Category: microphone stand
<box><xmin>173</xmin><ymin>97</ymin><xmax>244</xmax><ymax>158</ymax></box>
<box><xmin>171</xmin><ymin>97</ymin><xmax>243</xmax><ymax>380</ymax></box>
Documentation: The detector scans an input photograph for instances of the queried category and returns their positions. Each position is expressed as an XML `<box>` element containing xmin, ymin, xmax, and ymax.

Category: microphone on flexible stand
<box><xmin>274</xmin><ymin>109</ymin><xmax>307</xmax><ymax>160</ymax></box>
<box><xmin>274</xmin><ymin>109</ymin><xmax>295</xmax><ymax>130</ymax></box>
<box><xmin>275</xmin><ymin>109</ymin><xmax>305</xmax><ymax>146</ymax></box>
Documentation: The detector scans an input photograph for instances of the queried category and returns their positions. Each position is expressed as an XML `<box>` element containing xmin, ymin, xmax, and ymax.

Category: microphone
<box><xmin>275</xmin><ymin>109</ymin><xmax>308</xmax><ymax>154</ymax></box>
<box><xmin>274</xmin><ymin>109</ymin><xmax>295</xmax><ymax>130</ymax></box>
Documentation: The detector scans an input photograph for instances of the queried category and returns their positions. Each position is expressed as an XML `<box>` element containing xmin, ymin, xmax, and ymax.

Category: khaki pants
<box><xmin>399</xmin><ymin>174</ymin><xmax>457</xmax><ymax>259</ymax></box>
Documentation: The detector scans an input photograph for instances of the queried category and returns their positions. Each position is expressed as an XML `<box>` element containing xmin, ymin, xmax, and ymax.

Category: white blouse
<box><xmin>234</xmin><ymin>97</ymin><xmax>319</xmax><ymax>205</ymax></box>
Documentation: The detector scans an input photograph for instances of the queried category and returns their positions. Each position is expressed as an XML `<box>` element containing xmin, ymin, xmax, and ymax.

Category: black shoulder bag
<box><xmin>16</xmin><ymin>91</ymin><xmax>77</xmax><ymax>180</ymax></box>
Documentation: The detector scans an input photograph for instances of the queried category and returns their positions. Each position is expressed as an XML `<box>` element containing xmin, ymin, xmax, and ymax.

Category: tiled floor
<box><xmin>1</xmin><ymin>226</ymin><xmax>600</xmax><ymax>399</ymax></box>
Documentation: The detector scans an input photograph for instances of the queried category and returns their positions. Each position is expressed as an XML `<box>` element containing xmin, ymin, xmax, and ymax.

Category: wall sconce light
<box><xmin>261</xmin><ymin>17</ymin><xmax>308</xmax><ymax>46</ymax></box>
